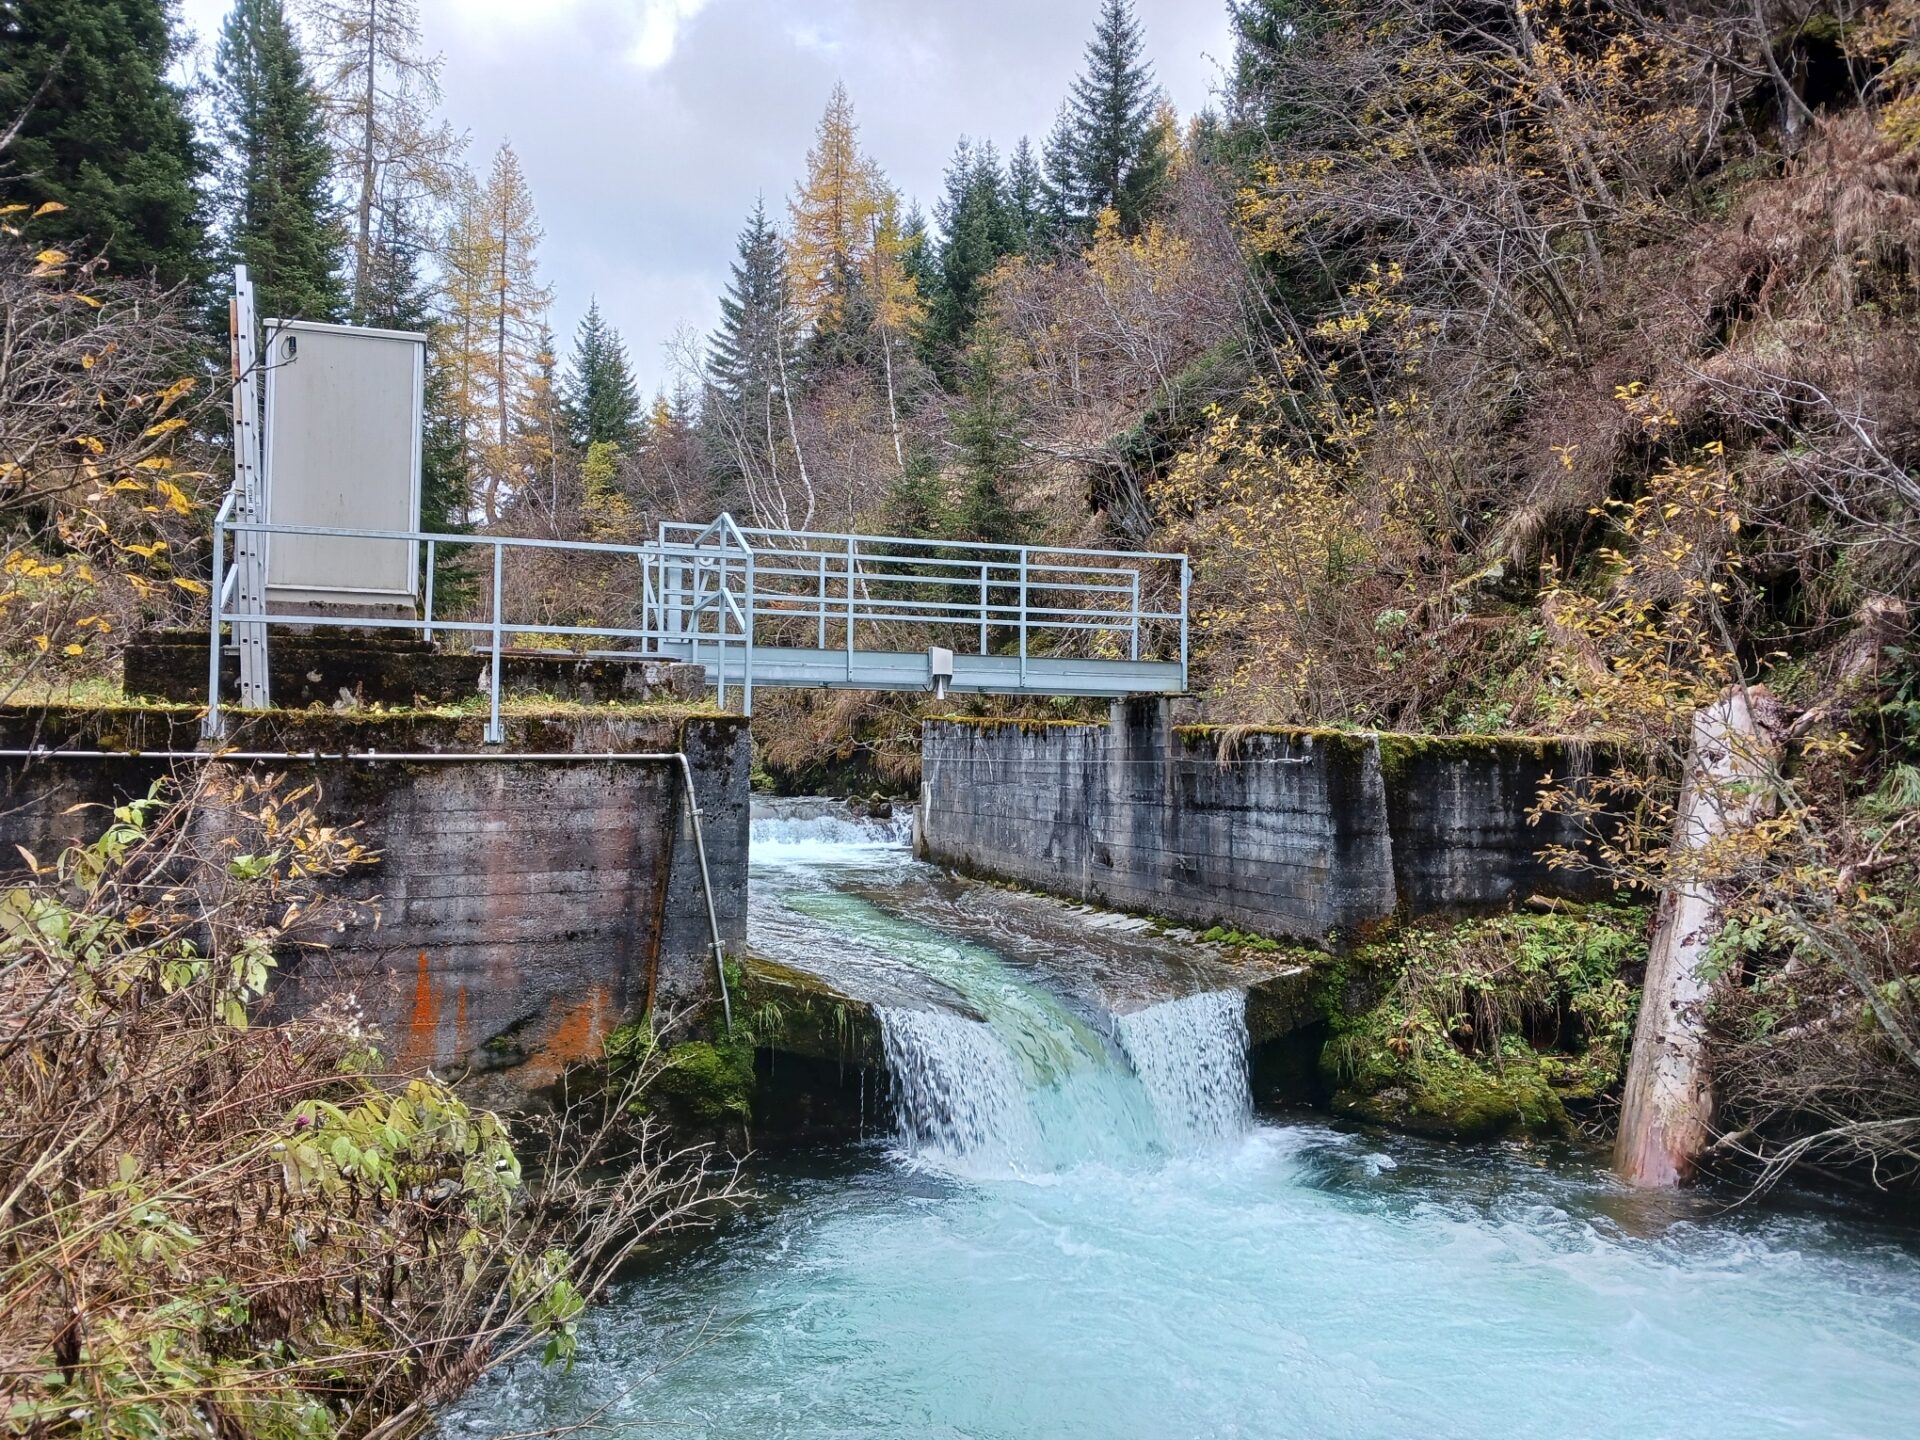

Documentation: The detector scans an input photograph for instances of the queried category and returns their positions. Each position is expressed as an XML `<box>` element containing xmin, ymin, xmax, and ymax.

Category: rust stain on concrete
<box><xmin>399</xmin><ymin>949</ymin><xmax>441</xmax><ymax>1069</ymax></box>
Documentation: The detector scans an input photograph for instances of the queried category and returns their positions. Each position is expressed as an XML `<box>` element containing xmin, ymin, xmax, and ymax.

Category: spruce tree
<box><xmin>1038</xmin><ymin>104</ymin><xmax>1082</xmax><ymax>244</ymax></box>
<box><xmin>708</xmin><ymin>199</ymin><xmax>795</xmax><ymax>407</ymax></box>
<box><xmin>211</xmin><ymin>0</ymin><xmax>345</xmax><ymax>322</ymax></box>
<box><xmin>928</xmin><ymin>138</ymin><xmax>1017</xmax><ymax>366</ymax></box>
<box><xmin>0</xmin><ymin>0</ymin><xmax>205</xmax><ymax>287</ymax></box>
<box><xmin>1006</xmin><ymin>137</ymin><xmax>1045</xmax><ymax>253</ymax></box>
<box><xmin>560</xmin><ymin>299</ymin><xmax>640</xmax><ymax>450</ymax></box>
<box><xmin>950</xmin><ymin>327</ymin><xmax>1032</xmax><ymax>547</ymax></box>
<box><xmin>1065</xmin><ymin>0</ymin><xmax>1168</xmax><ymax>234</ymax></box>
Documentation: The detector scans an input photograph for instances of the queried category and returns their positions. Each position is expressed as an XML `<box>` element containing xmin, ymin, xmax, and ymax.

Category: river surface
<box><xmin>440</xmin><ymin>807</ymin><xmax>1920</xmax><ymax>1439</ymax></box>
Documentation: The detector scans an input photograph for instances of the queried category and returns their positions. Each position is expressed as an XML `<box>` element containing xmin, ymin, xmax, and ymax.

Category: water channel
<box><xmin>441</xmin><ymin>808</ymin><xmax>1920</xmax><ymax>1439</ymax></box>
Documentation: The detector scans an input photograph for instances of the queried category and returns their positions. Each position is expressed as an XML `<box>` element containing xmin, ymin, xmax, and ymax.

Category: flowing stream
<box><xmin>440</xmin><ymin>807</ymin><xmax>1920</xmax><ymax>1439</ymax></box>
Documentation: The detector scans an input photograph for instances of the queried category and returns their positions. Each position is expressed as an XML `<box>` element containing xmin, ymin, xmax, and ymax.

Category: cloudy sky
<box><xmin>177</xmin><ymin>0</ymin><xmax>1236</xmax><ymax>396</ymax></box>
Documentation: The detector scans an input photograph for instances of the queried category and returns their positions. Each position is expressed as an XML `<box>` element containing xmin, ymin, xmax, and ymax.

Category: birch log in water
<box><xmin>1615</xmin><ymin>684</ymin><xmax>1786</xmax><ymax>1188</ymax></box>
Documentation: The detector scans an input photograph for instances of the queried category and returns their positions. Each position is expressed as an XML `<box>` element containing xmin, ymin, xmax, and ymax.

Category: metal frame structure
<box><xmin>203</xmin><ymin>510</ymin><xmax>1189</xmax><ymax>743</ymax></box>
<box><xmin>225</xmin><ymin>268</ymin><xmax>271</xmax><ymax>708</ymax></box>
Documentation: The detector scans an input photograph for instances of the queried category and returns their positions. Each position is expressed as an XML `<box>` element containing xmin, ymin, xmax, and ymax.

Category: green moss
<box><xmin>647</xmin><ymin>1039</ymin><xmax>756</xmax><ymax>1126</ymax></box>
<box><xmin>1312</xmin><ymin>904</ymin><xmax>1648</xmax><ymax>1142</ymax></box>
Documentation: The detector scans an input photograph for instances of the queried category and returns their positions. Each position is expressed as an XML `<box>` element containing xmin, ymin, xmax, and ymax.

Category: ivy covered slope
<box><xmin>1315</xmin><ymin>907</ymin><xmax>1650</xmax><ymax>1143</ymax></box>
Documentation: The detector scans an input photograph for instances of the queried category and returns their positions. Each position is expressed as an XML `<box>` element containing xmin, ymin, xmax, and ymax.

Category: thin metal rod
<box><xmin>424</xmin><ymin>540</ymin><xmax>437</xmax><ymax>642</ymax></box>
<box><xmin>205</xmin><ymin>505</ymin><xmax>228</xmax><ymax>739</ymax></box>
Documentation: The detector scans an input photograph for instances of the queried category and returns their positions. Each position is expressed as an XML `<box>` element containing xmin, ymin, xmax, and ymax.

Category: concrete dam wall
<box><xmin>917</xmin><ymin>700</ymin><xmax>1610</xmax><ymax>942</ymax></box>
<box><xmin>0</xmin><ymin>708</ymin><xmax>750</xmax><ymax>1089</ymax></box>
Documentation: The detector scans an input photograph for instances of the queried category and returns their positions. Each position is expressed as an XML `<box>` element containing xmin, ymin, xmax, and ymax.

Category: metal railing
<box><xmin>204</xmin><ymin>509</ymin><xmax>1188</xmax><ymax>739</ymax></box>
<box><xmin>206</xmin><ymin>503</ymin><xmax>752</xmax><ymax>742</ymax></box>
<box><xmin>653</xmin><ymin>521</ymin><xmax>1189</xmax><ymax>687</ymax></box>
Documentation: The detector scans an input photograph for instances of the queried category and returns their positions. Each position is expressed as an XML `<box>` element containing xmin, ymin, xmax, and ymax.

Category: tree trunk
<box><xmin>1615</xmin><ymin>684</ymin><xmax>1785</xmax><ymax>1187</ymax></box>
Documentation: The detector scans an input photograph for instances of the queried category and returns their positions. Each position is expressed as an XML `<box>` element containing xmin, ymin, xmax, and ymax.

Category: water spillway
<box><xmin>440</xmin><ymin>804</ymin><xmax>1920</xmax><ymax>1440</ymax></box>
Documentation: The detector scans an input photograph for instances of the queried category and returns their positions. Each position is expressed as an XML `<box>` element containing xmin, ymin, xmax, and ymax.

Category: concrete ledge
<box><xmin>0</xmin><ymin>705</ymin><xmax>751</xmax><ymax>1094</ymax></box>
<box><xmin>918</xmin><ymin>702</ymin><xmax>1612</xmax><ymax>945</ymax></box>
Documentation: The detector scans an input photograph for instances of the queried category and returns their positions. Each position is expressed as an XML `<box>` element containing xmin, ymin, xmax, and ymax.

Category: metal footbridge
<box><xmin>205</xmin><ymin>510</ymin><xmax>1190</xmax><ymax>741</ymax></box>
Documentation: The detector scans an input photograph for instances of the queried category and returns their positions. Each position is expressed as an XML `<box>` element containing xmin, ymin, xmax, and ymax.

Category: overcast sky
<box><xmin>176</xmin><ymin>0</ymin><xmax>1236</xmax><ymax>397</ymax></box>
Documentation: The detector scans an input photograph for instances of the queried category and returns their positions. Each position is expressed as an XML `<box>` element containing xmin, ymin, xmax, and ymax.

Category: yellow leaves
<box><xmin>152</xmin><ymin>479</ymin><xmax>194</xmax><ymax>516</ymax></box>
<box><xmin>33</xmin><ymin>248</ymin><xmax>68</xmax><ymax>266</ymax></box>
<box><xmin>171</xmin><ymin>577</ymin><xmax>209</xmax><ymax>597</ymax></box>
<box><xmin>142</xmin><ymin>417</ymin><xmax>188</xmax><ymax>440</ymax></box>
<box><xmin>118</xmin><ymin>541</ymin><xmax>169</xmax><ymax>560</ymax></box>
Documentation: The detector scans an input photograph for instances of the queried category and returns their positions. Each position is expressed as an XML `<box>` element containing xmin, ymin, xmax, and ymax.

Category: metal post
<box><xmin>1130</xmin><ymin>570</ymin><xmax>1141</xmax><ymax>661</ymax></box>
<box><xmin>423</xmin><ymin>540</ymin><xmax>436</xmax><ymax>642</ymax></box>
<box><xmin>486</xmin><ymin>541</ymin><xmax>504</xmax><ymax>745</ymax></box>
<box><xmin>816</xmin><ymin>551</ymin><xmax>827</xmax><ymax>650</ymax></box>
<box><xmin>203</xmin><ymin>508</ymin><xmax>227</xmax><ymax>739</ymax></box>
<box><xmin>742</xmin><ymin>549</ymin><xmax>755</xmax><ymax>716</ymax></box>
<box><xmin>979</xmin><ymin>563</ymin><xmax>989</xmax><ymax>653</ymax></box>
<box><xmin>1017</xmin><ymin>548</ymin><xmax>1029</xmax><ymax>684</ymax></box>
<box><xmin>1179</xmin><ymin>555</ymin><xmax>1191</xmax><ymax>691</ymax></box>
<box><xmin>844</xmin><ymin>534</ymin><xmax>856</xmax><ymax>682</ymax></box>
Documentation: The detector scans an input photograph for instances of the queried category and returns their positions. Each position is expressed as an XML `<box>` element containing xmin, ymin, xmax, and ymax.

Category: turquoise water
<box><xmin>437</xmin><ymin>814</ymin><xmax>1920</xmax><ymax>1440</ymax></box>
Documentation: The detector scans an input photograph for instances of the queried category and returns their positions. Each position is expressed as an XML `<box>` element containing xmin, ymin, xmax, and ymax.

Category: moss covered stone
<box><xmin>1311</xmin><ymin>904</ymin><xmax>1647</xmax><ymax>1142</ymax></box>
<box><xmin>647</xmin><ymin>1039</ymin><xmax>757</xmax><ymax>1126</ymax></box>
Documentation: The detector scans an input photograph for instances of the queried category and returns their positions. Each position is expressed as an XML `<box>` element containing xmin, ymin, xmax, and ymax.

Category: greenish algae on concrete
<box><xmin>1310</xmin><ymin>904</ymin><xmax>1648</xmax><ymax>1142</ymax></box>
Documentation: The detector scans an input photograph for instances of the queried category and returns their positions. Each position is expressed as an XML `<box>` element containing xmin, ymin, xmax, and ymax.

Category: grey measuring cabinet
<box><xmin>262</xmin><ymin>319</ymin><xmax>425</xmax><ymax>615</ymax></box>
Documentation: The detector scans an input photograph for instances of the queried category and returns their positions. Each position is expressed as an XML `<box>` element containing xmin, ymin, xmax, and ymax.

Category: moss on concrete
<box><xmin>1311</xmin><ymin>904</ymin><xmax>1647</xmax><ymax>1142</ymax></box>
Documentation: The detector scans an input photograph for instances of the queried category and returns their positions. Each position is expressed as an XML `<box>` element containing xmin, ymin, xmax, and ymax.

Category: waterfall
<box><xmin>751</xmin><ymin>799</ymin><xmax>914</xmax><ymax>855</ymax></box>
<box><xmin>1115</xmin><ymin>990</ymin><xmax>1251</xmax><ymax>1148</ymax></box>
<box><xmin>875</xmin><ymin>988</ymin><xmax>1251</xmax><ymax>1174</ymax></box>
<box><xmin>878</xmin><ymin>1008</ymin><xmax>1039</xmax><ymax>1168</ymax></box>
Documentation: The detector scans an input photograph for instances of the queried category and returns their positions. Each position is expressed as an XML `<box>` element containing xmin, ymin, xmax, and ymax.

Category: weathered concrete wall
<box><xmin>918</xmin><ymin>701</ymin><xmax>1609</xmax><ymax>943</ymax></box>
<box><xmin>0</xmin><ymin>706</ymin><xmax>748</xmax><ymax>1089</ymax></box>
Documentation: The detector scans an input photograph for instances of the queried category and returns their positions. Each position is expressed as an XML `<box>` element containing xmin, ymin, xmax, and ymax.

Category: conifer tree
<box><xmin>708</xmin><ymin>199</ymin><xmax>795</xmax><ymax>408</ymax></box>
<box><xmin>357</xmin><ymin>220</ymin><xmax>475</xmax><ymax>601</ymax></box>
<box><xmin>950</xmin><ymin>326</ymin><xmax>1033</xmax><ymax>547</ymax></box>
<box><xmin>1006</xmin><ymin>137</ymin><xmax>1046</xmax><ymax>253</ymax></box>
<box><xmin>0</xmin><ymin>0</ymin><xmax>205</xmax><ymax>287</ymax></box>
<box><xmin>560</xmin><ymin>299</ymin><xmax>640</xmax><ymax>451</ymax></box>
<box><xmin>787</xmin><ymin>83</ymin><xmax>887</xmax><ymax>344</ymax></box>
<box><xmin>211</xmin><ymin>0</ymin><xmax>345</xmax><ymax>322</ymax></box>
<box><xmin>703</xmin><ymin>199</ymin><xmax>811</xmax><ymax>527</ymax></box>
<box><xmin>1065</xmin><ymin>0</ymin><xmax>1168</xmax><ymax>234</ymax></box>
<box><xmin>301</xmin><ymin>0</ymin><xmax>463</xmax><ymax>321</ymax></box>
<box><xmin>1038</xmin><ymin>104</ymin><xmax>1082</xmax><ymax>244</ymax></box>
<box><xmin>441</xmin><ymin>144</ymin><xmax>551</xmax><ymax>523</ymax></box>
<box><xmin>928</xmin><ymin>138</ymin><xmax>1017</xmax><ymax>364</ymax></box>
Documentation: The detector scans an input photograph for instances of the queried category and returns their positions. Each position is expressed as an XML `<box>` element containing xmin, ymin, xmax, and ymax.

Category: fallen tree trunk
<box><xmin>1615</xmin><ymin>684</ymin><xmax>1785</xmax><ymax>1188</ymax></box>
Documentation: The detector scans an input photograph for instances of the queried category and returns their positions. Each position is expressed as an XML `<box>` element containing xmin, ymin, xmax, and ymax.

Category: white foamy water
<box><xmin>1115</xmin><ymin>989</ymin><xmax>1251</xmax><ymax>1148</ymax></box>
<box><xmin>440</xmin><ymin>810</ymin><xmax>1920</xmax><ymax>1440</ymax></box>
<box><xmin>750</xmin><ymin>803</ymin><xmax>914</xmax><ymax>866</ymax></box>
<box><xmin>876</xmin><ymin>1006</ymin><xmax>1039</xmax><ymax>1169</ymax></box>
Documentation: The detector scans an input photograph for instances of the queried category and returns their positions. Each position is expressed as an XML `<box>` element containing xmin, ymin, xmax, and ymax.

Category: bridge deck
<box><xmin>660</xmin><ymin>642</ymin><xmax>1183</xmax><ymax>697</ymax></box>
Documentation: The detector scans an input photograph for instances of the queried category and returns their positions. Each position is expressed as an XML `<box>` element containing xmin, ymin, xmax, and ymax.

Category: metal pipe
<box><xmin>424</xmin><ymin>540</ymin><xmax>437</xmax><ymax>642</ymax></box>
<box><xmin>0</xmin><ymin>746</ymin><xmax>735</xmax><ymax>1034</ymax></box>
<box><xmin>205</xmin><ymin>505</ymin><xmax>227</xmax><ymax>739</ymax></box>
<box><xmin>487</xmin><ymin>543</ymin><xmax>504</xmax><ymax>744</ymax></box>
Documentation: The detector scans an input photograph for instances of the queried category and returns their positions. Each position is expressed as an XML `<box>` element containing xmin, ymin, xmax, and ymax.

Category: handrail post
<box><xmin>1179</xmin><ymin>554</ymin><xmax>1191</xmax><ymax>691</ymax></box>
<box><xmin>844</xmin><ymin>534</ymin><xmax>856</xmax><ymax>682</ymax></box>
<box><xmin>1018</xmin><ymin>548</ymin><xmax>1029</xmax><ymax>684</ymax></box>
<box><xmin>485</xmin><ymin>541</ymin><xmax>504</xmax><ymax>745</ymax></box>
<box><xmin>1130</xmin><ymin>570</ymin><xmax>1140</xmax><ymax>661</ymax></box>
<box><xmin>816</xmin><ymin>551</ymin><xmax>827</xmax><ymax>650</ymax></box>
<box><xmin>423</xmin><ymin>540</ymin><xmax>437</xmax><ymax>643</ymax></box>
<box><xmin>979</xmin><ymin>563</ymin><xmax>988</xmax><ymax>653</ymax></box>
<box><xmin>203</xmin><ymin>507</ymin><xmax>227</xmax><ymax>739</ymax></box>
<box><xmin>742</xmin><ymin>547</ymin><xmax>756</xmax><ymax>716</ymax></box>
